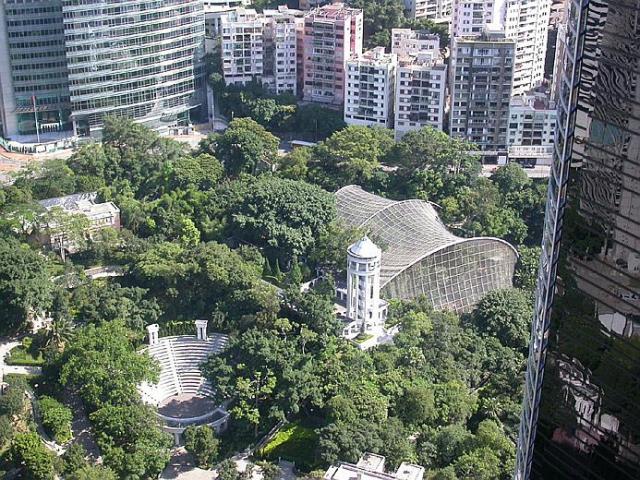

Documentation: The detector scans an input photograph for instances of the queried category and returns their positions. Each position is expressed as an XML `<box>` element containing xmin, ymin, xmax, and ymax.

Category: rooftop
<box><xmin>38</xmin><ymin>192</ymin><xmax>120</xmax><ymax>218</ymax></box>
<box><xmin>324</xmin><ymin>454</ymin><xmax>424</xmax><ymax>480</ymax></box>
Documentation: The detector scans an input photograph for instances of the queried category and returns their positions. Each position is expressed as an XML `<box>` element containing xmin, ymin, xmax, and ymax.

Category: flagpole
<box><xmin>32</xmin><ymin>94</ymin><xmax>40</xmax><ymax>143</ymax></box>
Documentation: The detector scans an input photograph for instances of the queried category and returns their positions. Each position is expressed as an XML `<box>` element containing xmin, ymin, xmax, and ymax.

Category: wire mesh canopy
<box><xmin>336</xmin><ymin>185</ymin><xmax>518</xmax><ymax>312</ymax></box>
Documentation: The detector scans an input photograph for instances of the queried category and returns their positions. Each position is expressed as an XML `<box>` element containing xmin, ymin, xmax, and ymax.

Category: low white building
<box><xmin>36</xmin><ymin>192</ymin><xmax>120</xmax><ymax>257</ymax></box>
<box><xmin>507</xmin><ymin>90</ymin><xmax>557</xmax><ymax>166</ymax></box>
<box><xmin>344</xmin><ymin>47</ymin><xmax>397</xmax><ymax>128</ymax></box>
<box><xmin>325</xmin><ymin>453</ymin><xmax>424</xmax><ymax>480</ymax></box>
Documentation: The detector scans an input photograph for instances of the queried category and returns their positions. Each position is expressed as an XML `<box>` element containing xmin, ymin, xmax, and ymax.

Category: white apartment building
<box><xmin>220</xmin><ymin>7</ymin><xmax>302</xmax><ymax>95</ymax></box>
<box><xmin>391</xmin><ymin>28</ymin><xmax>440</xmax><ymax>57</ymax></box>
<box><xmin>204</xmin><ymin>0</ymin><xmax>250</xmax><ymax>40</ymax></box>
<box><xmin>404</xmin><ymin>0</ymin><xmax>452</xmax><ymax>21</ymax></box>
<box><xmin>449</xmin><ymin>29</ymin><xmax>515</xmax><ymax>163</ymax></box>
<box><xmin>392</xmin><ymin>29</ymin><xmax>446</xmax><ymax>138</ymax></box>
<box><xmin>451</xmin><ymin>0</ymin><xmax>550</xmax><ymax>96</ymax></box>
<box><xmin>263</xmin><ymin>7</ymin><xmax>305</xmax><ymax>95</ymax></box>
<box><xmin>507</xmin><ymin>90</ymin><xmax>557</xmax><ymax>166</ymax></box>
<box><xmin>325</xmin><ymin>454</ymin><xmax>424</xmax><ymax>480</ymax></box>
<box><xmin>394</xmin><ymin>54</ymin><xmax>446</xmax><ymax>138</ymax></box>
<box><xmin>344</xmin><ymin>47</ymin><xmax>397</xmax><ymax>128</ymax></box>
<box><xmin>221</xmin><ymin>8</ymin><xmax>265</xmax><ymax>86</ymax></box>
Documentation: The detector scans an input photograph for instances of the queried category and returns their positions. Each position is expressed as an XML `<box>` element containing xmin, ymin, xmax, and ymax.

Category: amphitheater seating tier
<box><xmin>139</xmin><ymin>334</ymin><xmax>229</xmax><ymax>406</ymax></box>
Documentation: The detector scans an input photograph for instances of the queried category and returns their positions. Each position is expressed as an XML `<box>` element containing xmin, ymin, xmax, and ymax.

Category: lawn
<box><xmin>353</xmin><ymin>333</ymin><xmax>374</xmax><ymax>344</ymax></box>
<box><xmin>5</xmin><ymin>345</ymin><xmax>44</xmax><ymax>366</ymax></box>
<box><xmin>259</xmin><ymin>422</ymin><xmax>319</xmax><ymax>471</ymax></box>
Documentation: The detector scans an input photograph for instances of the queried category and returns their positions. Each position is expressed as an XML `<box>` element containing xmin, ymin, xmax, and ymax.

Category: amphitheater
<box><xmin>138</xmin><ymin>321</ymin><xmax>230</xmax><ymax>444</ymax></box>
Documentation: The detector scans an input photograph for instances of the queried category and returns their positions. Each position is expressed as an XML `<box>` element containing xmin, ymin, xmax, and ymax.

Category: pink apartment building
<box><xmin>302</xmin><ymin>3</ymin><xmax>363</xmax><ymax>106</ymax></box>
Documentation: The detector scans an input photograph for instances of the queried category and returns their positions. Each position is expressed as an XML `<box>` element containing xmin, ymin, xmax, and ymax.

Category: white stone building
<box><xmin>392</xmin><ymin>30</ymin><xmax>446</xmax><ymax>138</ymax></box>
<box><xmin>404</xmin><ymin>0</ymin><xmax>452</xmax><ymax>21</ymax></box>
<box><xmin>325</xmin><ymin>453</ymin><xmax>424</xmax><ymax>480</ymax></box>
<box><xmin>507</xmin><ymin>90</ymin><xmax>557</xmax><ymax>166</ymax></box>
<box><xmin>451</xmin><ymin>0</ymin><xmax>550</xmax><ymax>96</ymax></box>
<box><xmin>340</xmin><ymin>236</ymin><xmax>388</xmax><ymax>339</ymax></box>
<box><xmin>221</xmin><ymin>8</ymin><xmax>265</xmax><ymax>86</ymax></box>
<box><xmin>449</xmin><ymin>29</ymin><xmax>515</xmax><ymax>163</ymax></box>
<box><xmin>344</xmin><ymin>47</ymin><xmax>397</xmax><ymax>128</ymax></box>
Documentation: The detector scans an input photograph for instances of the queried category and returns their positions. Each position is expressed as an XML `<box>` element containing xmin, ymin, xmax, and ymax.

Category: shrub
<box><xmin>8</xmin><ymin>431</ymin><xmax>56</xmax><ymax>480</ymax></box>
<box><xmin>39</xmin><ymin>396</ymin><xmax>73</xmax><ymax>443</ymax></box>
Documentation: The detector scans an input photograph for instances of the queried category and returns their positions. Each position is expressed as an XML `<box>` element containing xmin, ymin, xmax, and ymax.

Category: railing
<box><xmin>0</xmin><ymin>135</ymin><xmax>76</xmax><ymax>154</ymax></box>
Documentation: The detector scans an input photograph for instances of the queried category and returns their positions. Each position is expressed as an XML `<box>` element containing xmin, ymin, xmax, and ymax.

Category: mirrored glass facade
<box><xmin>62</xmin><ymin>0</ymin><xmax>205</xmax><ymax>137</ymax></box>
<box><xmin>516</xmin><ymin>0</ymin><xmax>640</xmax><ymax>478</ymax></box>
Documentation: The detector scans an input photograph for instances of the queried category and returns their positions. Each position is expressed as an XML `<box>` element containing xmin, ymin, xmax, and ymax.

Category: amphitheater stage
<box><xmin>158</xmin><ymin>394</ymin><xmax>220</xmax><ymax>419</ymax></box>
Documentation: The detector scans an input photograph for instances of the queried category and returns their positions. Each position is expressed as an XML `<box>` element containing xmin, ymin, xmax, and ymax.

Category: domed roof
<box><xmin>348</xmin><ymin>235</ymin><xmax>380</xmax><ymax>259</ymax></box>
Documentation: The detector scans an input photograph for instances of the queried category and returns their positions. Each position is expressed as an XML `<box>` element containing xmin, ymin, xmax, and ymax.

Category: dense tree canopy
<box><xmin>0</xmin><ymin>237</ymin><xmax>53</xmax><ymax>333</ymax></box>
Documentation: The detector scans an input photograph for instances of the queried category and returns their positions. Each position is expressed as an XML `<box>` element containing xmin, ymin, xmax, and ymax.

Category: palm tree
<box><xmin>44</xmin><ymin>317</ymin><xmax>75</xmax><ymax>353</ymax></box>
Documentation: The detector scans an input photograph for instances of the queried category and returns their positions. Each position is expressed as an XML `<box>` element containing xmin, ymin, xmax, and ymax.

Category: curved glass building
<box><xmin>336</xmin><ymin>185</ymin><xmax>518</xmax><ymax>312</ymax></box>
<box><xmin>62</xmin><ymin>0</ymin><xmax>205</xmax><ymax>137</ymax></box>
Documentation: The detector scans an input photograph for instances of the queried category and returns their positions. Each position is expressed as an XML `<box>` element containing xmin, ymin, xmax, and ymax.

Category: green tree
<box><xmin>453</xmin><ymin>447</ymin><xmax>501</xmax><ymax>480</ymax></box>
<box><xmin>217</xmin><ymin>459</ymin><xmax>241</xmax><ymax>480</ymax></box>
<box><xmin>90</xmin><ymin>404</ymin><xmax>172</xmax><ymax>479</ymax></box>
<box><xmin>227</xmin><ymin>176</ymin><xmax>336</xmax><ymax>259</ymax></box>
<box><xmin>514</xmin><ymin>246</ymin><xmax>541</xmax><ymax>292</ymax></box>
<box><xmin>277</xmin><ymin>147</ymin><xmax>310</xmax><ymax>180</ymax></box>
<box><xmin>0</xmin><ymin>377</ymin><xmax>28</xmax><ymax>417</ymax></box>
<box><xmin>67</xmin><ymin>465</ymin><xmax>118</xmax><ymax>480</ymax></box>
<box><xmin>310</xmin><ymin>126</ymin><xmax>394</xmax><ymax>189</ymax></box>
<box><xmin>0</xmin><ymin>238</ymin><xmax>52</xmax><ymax>333</ymax></box>
<box><xmin>39</xmin><ymin>396</ymin><xmax>73</xmax><ymax>443</ymax></box>
<box><xmin>59</xmin><ymin>320</ymin><xmax>159</xmax><ymax>410</ymax></box>
<box><xmin>42</xmin><ymin>206</ymin><xmax>91</xmax><ymax>261</ymax></box>
<box><xmin>183</xmin><ymin>425</ymin><xmax>220</xmax><ymax>468</ymax></box>
<box><xmin>205</xmin><ymin>118</ymin><xmax>279</xmax><ymax>176</ymax></box>
<box><xmin>169</xmin><ymin>153</ymin><xmax>224</xmax><ymax>191</ymax></box>
<box><xmin>8</xmin><ymin>432</ymin><xmax>56</xmax><ymax>480</ymax></box>
<box><xmin>472</xmin><ymin>288</ymin><xmax>532</xmax><ymax>351</ymax></box>
<box><xmin>43</xmin><ymin>317</ymin><xmax>75</xmax><ymax>353</ymax></box>
<box><xmin>62</xmin><ymin>443</ymin><xmax>88</xmax><ymax>475</ymax></box>
<box><xmin>388</xmin><ymin>127</ymin><xmax>481</xmax><ymax>202</ymax></box>
<box><xmin>396</xmin><ymin>383</ymin><xmax>435</xmax><ymax>427</ymax></box>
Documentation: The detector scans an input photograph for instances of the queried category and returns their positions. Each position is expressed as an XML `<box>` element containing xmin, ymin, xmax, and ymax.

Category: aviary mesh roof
<box><xmin>336</xmin><ymin>185</ymin><xmax>518</xmax><ymax>311</ymax></box>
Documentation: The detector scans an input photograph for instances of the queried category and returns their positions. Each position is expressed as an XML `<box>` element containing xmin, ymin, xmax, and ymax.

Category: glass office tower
<box><xmin>516</xmin><ymin>0</ymin><xmax>640</xmax><ymax>478</ymax></box>
<box><xmin>62</xmin><ymin>0</ymin><xmax>206</xmax><ymax>137</ymax></box>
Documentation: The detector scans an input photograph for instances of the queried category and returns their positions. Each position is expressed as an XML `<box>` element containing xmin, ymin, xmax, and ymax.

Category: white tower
<box><xmin>346</xmin><ymin>236</ymin><xmax>386</xmax><ymax>336</ymax></box>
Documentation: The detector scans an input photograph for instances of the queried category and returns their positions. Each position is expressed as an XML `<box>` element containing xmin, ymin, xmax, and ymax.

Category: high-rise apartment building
<box><xmin>449</xmin><ymin>29</ymin><xmax>514</xmax><ymax>163</ymax></box>
<box><xmin>391</xmin><ymin>28</ymin><xmax>440</xmax><ymax>57</ymax></box>
<box><xmin>221</xmin><ymin>8</ymin><xmax>264</xmax><ymax>86</ymax></box>
<box><xmin>391</xmin><ymin>29</ymin><xmax>446</xmax><ymax>138</ymax></box>
<box><xmin>451</xmin><ymin>0</ymin><xmax>550</xmax><ymax>95</ymax></box>
<box><xmin>507</xmin><ymin>91</ymin><xmax>557</xmax><ymax>166</ymax></box>
<box><xmin>0</xmin><ymin>0</ymin><xmax>71</xmax><ymax>138</ymax></box>
<box><xmin>302</xmin><ymin>3</ymin><xmax>363</xmax><ymax>106</ymax></box>
<box><xmin>219</xmin><ymin>7</ymin><xmax>303</xmax><ymax>95</ymax></box>
<box><xmin>0</xmin><ymin>0</ymin><xmax>206</xmax><ymax>140</ymax></box>
<box><xmin>404</xmin><ymin>0</ymin><xmax>452</xmax><ymax>20</ymax></box>
<box><xmin>203</xmin><ymin>0</ymin><xmax>249</xmax><ymax>40</ymax></box>
<box><xmin>263</xmin><ymin>7</ymin><xmax>305</xmax><ymax>95</ymax></box>
<box><xmin>344</xmin><ymin>47</ymin><xmax>397</xmax><ymax>128</ymax></box>
<box><xmin>516</xmin><ymin>0</ymin><xmax>640</xmax><ymax>478</ymax></box>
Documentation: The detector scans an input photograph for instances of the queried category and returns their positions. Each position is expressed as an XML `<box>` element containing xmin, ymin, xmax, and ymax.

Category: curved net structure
<box><xmin>336</xmin><ymin>185</ymin><xmax>518</xmax><ymax>312</ymax></box>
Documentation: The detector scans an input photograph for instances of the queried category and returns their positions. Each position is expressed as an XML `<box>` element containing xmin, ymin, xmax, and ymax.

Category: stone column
<box><xmin>195</xmin><ymin>319</ymin><xmax>208</xmax><ymax>340</ymax></box>
<box><xmin>146</xmin><ymin>324</ymin><xmax>160</xmax><ymax>346</ymax></box>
